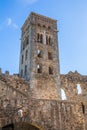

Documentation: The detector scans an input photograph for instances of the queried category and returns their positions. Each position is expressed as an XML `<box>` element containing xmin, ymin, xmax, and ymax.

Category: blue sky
<box><xmin>0</xmin><ymin>0</ymin><xmax>87</xmax><ymax>75</ymax></box>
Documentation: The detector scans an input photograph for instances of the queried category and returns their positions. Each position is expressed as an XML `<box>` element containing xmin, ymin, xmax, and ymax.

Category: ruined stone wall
<box><xmin>28</xmin><ymin>99</ymin><xmax>85</xmax><ymax>130</ymax></box>
<box><xmin>60</xmin><ymin>71</ymin><xmax>87</xmax><ymax>129</ymax></box>
<box><xmin>0</xmin><ymin>71</ymin><xmax>86</xmax><ymax>129</ymax></box>
<box><xmin>0</xmin><ymin>73</ymin><xmax>30</xmax><ymax>109</ymax></box>
<box><xmin>0</xmin><ymin>99</ymin><xmax>85</xmax><ymax>130</ymax></box>
<box><xmin>60</xmin><ymin>71</ymin><xmax>87</xmax><ymax>102</ymax></box>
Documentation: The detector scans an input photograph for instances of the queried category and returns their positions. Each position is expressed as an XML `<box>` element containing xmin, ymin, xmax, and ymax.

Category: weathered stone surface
<box><xmin>0</xmin><ymin>96</ymin><xmax>85</xmax><ymax>130</ymax></box>
<box><xmin>61</xmin><ymin>71</ymin><xmax>87</xmax><ymax>129</ymax></box>
<box><xmin>0</xmin><ymin>12</ymin><xmax>86</xmax><ymax>130</ymax></box>
<box><xmin>19</xmin><ymin>12</ymin><xmax>60</xmax><ymax>100</ymax></box>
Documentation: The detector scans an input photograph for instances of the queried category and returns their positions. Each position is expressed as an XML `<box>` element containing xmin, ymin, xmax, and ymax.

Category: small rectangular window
<box><xmin>25</xmin><ymin>50</ymin><xmax>28</xmax><ymax>60</ymax></box>
<box><xmin>21</xmin><ymin>69</ymin><xmax>23</xmax><ymax>77</ymax></box>
<box><xmin>21</xmin><ymin>55</ymin><xmax>24</xmax><ymax>64</ymax></box>
<box><xmin>49</xmin><ymin>66</ymin><xmax>53</xmax><ymax>75</ymax></box>
<box><xmin>37</xmin><ymin>64</ymin><xmax>42</xmax><ymax>73</ymax></box>
<box><xmin>26</xmin><ymin>37</ymin><xmax>29</xmax><ymax>45</ymax></box>
<box><xmin>48</xmin><ymin>52</ymin><xmax>52</xmax><ymax>60</ymax></box>
<box><xmin>23</xmin><ymin>43</ymin><xmax>25</xmax><ymax>50</ymax></box>
<box><xmin>25</xmin><ymin>65</ymin><xmax>27</xmax><ymax>75</ymax></box>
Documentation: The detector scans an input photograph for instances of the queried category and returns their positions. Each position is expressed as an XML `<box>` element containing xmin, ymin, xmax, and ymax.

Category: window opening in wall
<box><xmin>38</xmin><ymin>23</ymin><xmax>41</xmax><ymax>27</ymax></box>
<box><xmin>40</xmin><ymin>34</ymin><xmax>43</xmax><ymax>43</ymax></box>
<box><xmin>48</xmin><ymin>26</ymin><xmax>51</xmax><ymax>29</ymax></box>
<box><xmin>37</xmin><ymin>33</ymin><xmax>40</xmax><ymax>42</ymax></box>
<box><xmin>46</xmin><ymin>36</ymin><xmax>49</xmax><ymax>45</ymax></box>
<box><xmin>37</xmin><ymin>64</ymin><xmax>42</xmax><ymax>73</ymax></box>
<box><xmin>21</xmin><ymin>69</ymin><xmax>23</xmax><ymax>77</ymax></box>
<box><xmin>82</xmin><ymin>103</ymin><xmax>85</xmax><ymax>114</ymax></box>
<box><xmin>43</xmin><ymin>25</ymin><xmax>46</xmax><ymax>28</ymax></box>
<box><xmin>25</xmin><ymin>50</ymin><xmax>28</xmax><ymax>60</ymax></box>
<box><xmin>37</xmin><ymin>33</ymin><xmax>43</xmax><ymax>43</ymax></box>
<box><xmin>37</xmin><ymin>50</ymin><xmax>42</xmax><ymax>58</ymax></box>
<box><xmin>77</xmin><ymin>84</ymin><xmax>82</xmax><ymax>94</ymax></box>
<box><xmin>61</xmin><ymin>89</ymin><xmax>67</xmax><ymax>100</ymax></box>
<box><xmin>23</xmin><ymin>42</ymin><xmax>25</xmax><ymax>50</ymax></box>
<box><xmin>21</xmin><ymin>55</ymin><xmax>24</xmax><ymax>64</ymax></box>
<box><xmin>49</xmin><ymin>37</ymin><xmax>51</xmax><ymax>45</ymax></box>
<box><xmin>48</xmin><ymin>52</ymin><xmax>52</xmax><ymax>60</ymax></box>
<box><xmin>26</xmin><ymin>37</ymin><xmax>29</xmax><ymax>45</ymax></box>
<box><xmin>49</xmin><ymin>66</ymin><xmax>53</xmax><ymax>75</ymax></box>
<box><xmin>25</xmin><ymin>65</ymin><xmax>27</xmax><ymax>75</ymax></box>
<box><xmin>46</xmin><ymin>36</ymin><xmax>52</xmax><ymax>45</ymax></box>
<box><xmin>18</xmin><ymin>109</ymin><xmax>23</xmax><ymax>117</ymax></box>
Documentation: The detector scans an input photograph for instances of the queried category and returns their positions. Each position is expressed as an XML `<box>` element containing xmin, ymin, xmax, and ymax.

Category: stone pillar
<box><xmin>43</xmin><ymin>31</ymin><xmax>46</xmax><ymax>44</ymax></box>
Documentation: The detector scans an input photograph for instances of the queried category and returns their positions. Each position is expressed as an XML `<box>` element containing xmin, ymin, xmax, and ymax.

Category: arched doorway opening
<box><xmin>2</xmin><ymin>123</ymin><xmax>14</xmax><ymax>130</ymax></box>
<box><xmin>2</xmin><ymin>122</ymin><xmax>42</xmax><ymax>130</ymax></box>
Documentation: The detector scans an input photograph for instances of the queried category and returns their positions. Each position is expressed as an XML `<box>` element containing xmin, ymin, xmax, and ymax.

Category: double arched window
<box><xmin>46</xmin><ymin>36</ymin><xmax>52</xmax><ymax>45</ymax></box>
<box><xmin>37</xmin><ymin>33</ymin><xmax>43</xmax><ymax>43</ymax></box>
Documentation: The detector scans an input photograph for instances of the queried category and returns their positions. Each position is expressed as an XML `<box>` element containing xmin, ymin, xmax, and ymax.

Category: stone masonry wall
<box><xmin>60</xmin><ymin>71</ymin><xmax>87</xmax><ymax>129</ymax></box>
<box><xmin>0</xmin><ymin>71</ymin><xmax>86</xmax><ymax>130</ymax></box>
<box><xmin>0</xmin><ymin>99</ymin><xmax>85</xmax><ymax>130</ymax></box>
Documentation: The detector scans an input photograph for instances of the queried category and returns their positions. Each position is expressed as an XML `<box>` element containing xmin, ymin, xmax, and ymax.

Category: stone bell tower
<box><xmin>19</xmin><ymin>12</ymin><xmax>61</xmax><ymax>99</ymax></box>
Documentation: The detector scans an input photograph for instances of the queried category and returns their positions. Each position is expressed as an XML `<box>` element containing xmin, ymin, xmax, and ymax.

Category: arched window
<box><xmin>46</xmin><ymin>35</ymin><xmax>52</xmax><ymax>45</ymax></box>
<box><xmin>37</xmin><ymin>33</ymin><xmax>40</xmax><ymax>42</ymax></box>
<box><xmin>43</xmin><ymin>25</ymin><xmax>46</xmax><ymax>28</ymax></box>
<box><xmin>49</xmin><ymin>37</ymin><xmax>51</xmax><ymax>44</ymax></box>
<box><xmin>21</xmin><ymin>55</ymin><xmax>24</xmax><ymax>64</ymax></box>
<box><xmin>25</xmin><ymin>65</ymin><xmax>27</xmax><ymax>75</ymax></box>
<box><xmin>46</xmin><ymin>36</ymin><xmax>49</xmax><ymax>45</ymax></box>
<box><xmin>25</xmin><ymin>50</ymin><xmax>28</xmax><ymax>60</ymax></box>
<box><xmin>26</xmin><ymin>37</ymin><xmax>29</xmax><ymax>45</ymax></box>
<box><xmin>61</xmin><ymin>89</ymin><xmax>67</xmax><ymax>100</ymax></box>
<box><xmin>37</xmin><ymin>33</ymin><xmax>43</xmax><ymax>43</ymax></box>
<box><xmin>37</xmin><ymin>64</ymin><xmax>42</xmax><ymax>73</ymax></box>
<box><xmin>48</xmin><ymin>26</ymin><xmax>51</xmax><ymax>29</ymax></box>
<box><xmin>40</xmin><ymin>34</ymin><xmax>43</xmax><ymax>43</ymax></box>
<box><xmin>81</xmin><ymin>103</ymin><xmax>85</xmax><ymax>114</ymax></box>
<box><xmin>37</xmin><ymin>50</ymin><xmax>42</xmax><ymax>58</ymax></box>
<box><xmin>77</xmin><ymin>84</ymin><xmax>82</xmax><ymax>94</ymax></box>
<box><xmin>18</xmin><ymin>109</ymin><xmax>23</xmax><ymax>117</ymax></box>
<box><xmin>38</xmin><ymin>23</ymin><xmax>41</xmax><ymax>27</ymax></box>
<box><xmin>48</xmin><ymin>52</ymin><xmax>52</xmax><ymax>60</ymax></box>
<box><xmin>49</xmin><ymin>66</ymin><xmax>53</xmax><ymax>75</ymax></box>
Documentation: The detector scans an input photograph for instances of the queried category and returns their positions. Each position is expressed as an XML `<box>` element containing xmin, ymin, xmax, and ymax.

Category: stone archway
<box><xmin>2</xmin><ymin>124</ymin><xmax>14</xmax><ymax>130</ymax></box>
<box><xmin>2</xmin><ymin>122</ymin><xmax>42</xmax><ymax>130</ymax></box>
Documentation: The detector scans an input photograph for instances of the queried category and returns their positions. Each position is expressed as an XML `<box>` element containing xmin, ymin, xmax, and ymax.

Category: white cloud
<box><xmin>7</xmin><ymin>18</ymin><xmax>12</xmax><ymax>26</ymax></box>
<box><xmin>6</xmin><ymin>18</ymin><xmax>18</xmax><ymax>29</ymax></box>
